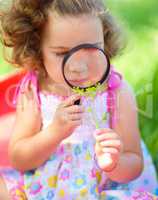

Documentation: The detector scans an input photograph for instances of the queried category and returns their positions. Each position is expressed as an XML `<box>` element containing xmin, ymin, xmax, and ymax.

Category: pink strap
<box><xmin>107</xmin><ymin>69</ymin><xmax>122</xmax><ymax>128</ymax></box>
<box><xmin>13</xmin><ymin>71</ymin><xmax>41</xmax><ymax>106</ymax></box>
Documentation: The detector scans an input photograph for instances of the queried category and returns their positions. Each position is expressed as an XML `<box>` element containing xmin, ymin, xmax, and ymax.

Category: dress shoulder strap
<box><xmin>107</xmin><ymin>68</ymin><xmax>123</xmax><ymax>128</ymax></box>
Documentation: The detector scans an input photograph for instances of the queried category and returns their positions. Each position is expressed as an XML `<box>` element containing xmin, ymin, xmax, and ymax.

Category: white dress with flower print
<box><xmin>22</xmin><ymin>92</ymin><xmax>158</xmax><ymax>199</ymax></box>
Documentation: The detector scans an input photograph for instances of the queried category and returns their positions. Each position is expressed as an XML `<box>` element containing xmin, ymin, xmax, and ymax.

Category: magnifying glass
<box><xmin>62</xmin><ymin>43</ymin><xmax>113</xmax><ymax>169</ymax></box>
<box><xmin>62</xmin><ymin>43</ymin><xmax>111</xmax><ymax>105</ymax></box>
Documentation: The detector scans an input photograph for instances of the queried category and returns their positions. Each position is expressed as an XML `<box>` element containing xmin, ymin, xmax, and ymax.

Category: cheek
<box><xmin>43</xmin><ymin>54</ymin><xmax>64</xmax><ymax>81</ymax></box>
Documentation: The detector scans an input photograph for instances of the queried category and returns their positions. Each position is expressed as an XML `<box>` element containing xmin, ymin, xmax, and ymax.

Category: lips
<box><xmin>70</xmin><ymin>79</ymin><xmax>88</xmax><ymax>83</ymax></box>
<box><xmin>72</xmin><ymin>79</ymin><xmax>86</xmax><ymax>82</ymax></box>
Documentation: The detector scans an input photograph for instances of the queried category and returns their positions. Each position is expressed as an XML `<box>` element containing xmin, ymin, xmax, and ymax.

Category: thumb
<box><xmin>63</xmin><ymin>94</ymin><xmax>81</xmax><ymax>107</ymax></box>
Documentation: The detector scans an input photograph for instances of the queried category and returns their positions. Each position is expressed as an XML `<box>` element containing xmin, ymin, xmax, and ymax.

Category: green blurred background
<box><xmin>0</xmin><ymin>0</ymin><xmax>158</xmax><ymax>174</ymax></box>
<box><xmin>106</xmin><ymin>0</ymin><xmax>158</xmax><ymax>175</ymax></box>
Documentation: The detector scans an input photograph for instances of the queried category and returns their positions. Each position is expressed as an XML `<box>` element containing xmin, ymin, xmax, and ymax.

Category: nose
<box><xmin>69</xmin><ymin>61</ymin><xmax>88</xmax><ymax>74</ymax></box>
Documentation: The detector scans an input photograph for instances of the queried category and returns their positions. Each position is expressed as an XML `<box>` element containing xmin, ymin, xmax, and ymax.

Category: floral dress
<box><xmin>0</xmin><ymin>89</ymin><xmax>157</xmax><ymax>200</ymax></box>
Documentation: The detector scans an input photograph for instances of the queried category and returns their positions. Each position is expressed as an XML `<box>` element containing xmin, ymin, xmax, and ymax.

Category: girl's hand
<box><xmin>51</xmin><ymin>94</ymin><xmax>84</xmax><ymax>141</ymax></box>
<box><xmin>16</xmin><ymin>81</ymin><xmax>42</xmax><ymax>134</ymax></box>
<box><xmin>94</xmin><ymin>128</ymin><xmax>123</xmax><ymax>172</ymax></box>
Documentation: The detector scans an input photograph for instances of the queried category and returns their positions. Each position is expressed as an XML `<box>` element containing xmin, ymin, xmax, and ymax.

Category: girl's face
<box><xmin>41</xmin><ymin>12</ymin><xmax>104</xmax><ymax>93</ymax></box>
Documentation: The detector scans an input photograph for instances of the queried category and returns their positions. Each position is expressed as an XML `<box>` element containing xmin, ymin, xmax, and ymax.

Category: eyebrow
<box><xmin>49</xmin><ymin>42</ymin><xmax>103</xmax><ymax>50</ymax></box>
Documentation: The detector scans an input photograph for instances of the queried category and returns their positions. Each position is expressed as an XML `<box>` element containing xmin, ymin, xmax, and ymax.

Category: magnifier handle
<box><xmin>74</xmin><ymin>98</ymin><xmax>81</xmax><ymax>105</ymax></box>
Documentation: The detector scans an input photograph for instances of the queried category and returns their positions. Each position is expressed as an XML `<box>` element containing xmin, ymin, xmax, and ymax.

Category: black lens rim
<box><xmin>62</xmin><ymin>43</ymin><xmax>111</xmax><ymax>90</ymax></box>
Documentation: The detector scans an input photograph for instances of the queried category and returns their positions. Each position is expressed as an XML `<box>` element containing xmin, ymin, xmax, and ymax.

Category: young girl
<box><xmin>0</xmin><ymin>0</ymin><xmax>157</xmax><ymax>199</ymax></box>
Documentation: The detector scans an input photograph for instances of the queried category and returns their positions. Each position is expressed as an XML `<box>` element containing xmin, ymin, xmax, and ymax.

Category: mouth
<box><xmin>69</xmin><ymin>79</ymin><xmax>89</xmax><ymax>84</ymax></box>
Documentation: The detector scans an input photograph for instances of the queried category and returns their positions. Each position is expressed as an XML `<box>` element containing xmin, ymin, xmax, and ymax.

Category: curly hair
<box><xmin>0</xmin><ymin>0</ymin><xmax>124</xmax><ymax>73</ymax></box>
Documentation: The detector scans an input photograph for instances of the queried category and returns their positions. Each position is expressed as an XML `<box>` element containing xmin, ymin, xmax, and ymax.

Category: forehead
<box><xmin>42</xmin><ymin>12</ymin><xmax>104</xmax><ymax>48</ymax></box>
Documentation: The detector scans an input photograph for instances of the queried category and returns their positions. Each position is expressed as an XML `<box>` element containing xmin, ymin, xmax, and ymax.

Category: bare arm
<box><xmin>9</xmin><ymin>83</ymin><xmax>83</xmax><ymax>172</ymax></box>
<box><xmin>9</xmin><ymin>124</ymin><xmax>62</xmax><ymax>172</ymax></box>
<box><xmin>95</xmin><ymin>81</ymin><xmax>144</xmax><ymax>183</ymax></box>
<box><xmin>106</xmin><ymin>81</ymin><xmax>143</xmax><ymax>182</ymax></box>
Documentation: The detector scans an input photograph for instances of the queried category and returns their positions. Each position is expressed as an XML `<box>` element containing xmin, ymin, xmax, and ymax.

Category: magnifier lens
<box><xmin>63</xmin><ymin>47</ymin><xmax>108</xmax><ymax>88</ymax></box>
<box><xmin>62</xmin><ymin>44</ymin><xmax>110</xmax><ymax>104</ymax></box>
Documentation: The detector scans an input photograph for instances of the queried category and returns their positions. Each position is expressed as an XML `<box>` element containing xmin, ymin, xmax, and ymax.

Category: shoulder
<box><xmin>107</xmin><ymin>69</ymin><xmax>136</xmax><ymax>107</ymax></box>
<box><xmin>116</xmin><ymin>80</ymin><xmax>137</xmax><ymax>108</ymax></box>
<box><xmin>114</xmin><ymin>79</ymin><xmax>139</xmax><ymax>133</ymax></box>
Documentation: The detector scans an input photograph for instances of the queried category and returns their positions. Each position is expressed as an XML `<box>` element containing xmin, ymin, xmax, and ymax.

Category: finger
<box><xmin>95</xmin><ymin>128</ymin><xmax>113</xmax><ymax>135</ymax></box>
<box><xmin>68</xmin><ymin>113</ymin><xmax>83</xmax><ymax>121</ymax></box>
<box><xmin>29</xmin><ymin>82</ymin><xmax>40</xmax><ymax>110</ymax></box>
<box><xmin>66</xmin><ymin>105</ymin><xmax>84</xmax><ymax>114</ymax></box>
<box><xmin>16</xmin><ymin>81</ymin><xmax>28</xmax><ymax>109</ymax></box>
<box><xmin>70</xmin><ymin>119</ymin><xmax>82</xmax><ymax>127</ymax></box>
<box><xmin>102</xmin><ymin>147</ymin><xmax>119</xmax><ymax>154</ymax></box>
<box><xmin>16</xmin><ymin>81</ymin><xmax>31</xmax><ymax>109</ymax></box>
<box><xmin>95</xmin><ymin>133</ymin><xmax>119</xmax><ymax>142</ymax></box>
<box><xmin>62</xmin><ymin>94</ymin><xmax>81</xmax><ymax>107</ymax></box>
<box><xmin>99</xmin><ymin>140</ymin><xmax>122</xmax><ymax>151</ymax></box>
<box><xmin>21</xmin><ymin>80</ymin><xmax>32</xmax><ymax>100</ymax></box>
